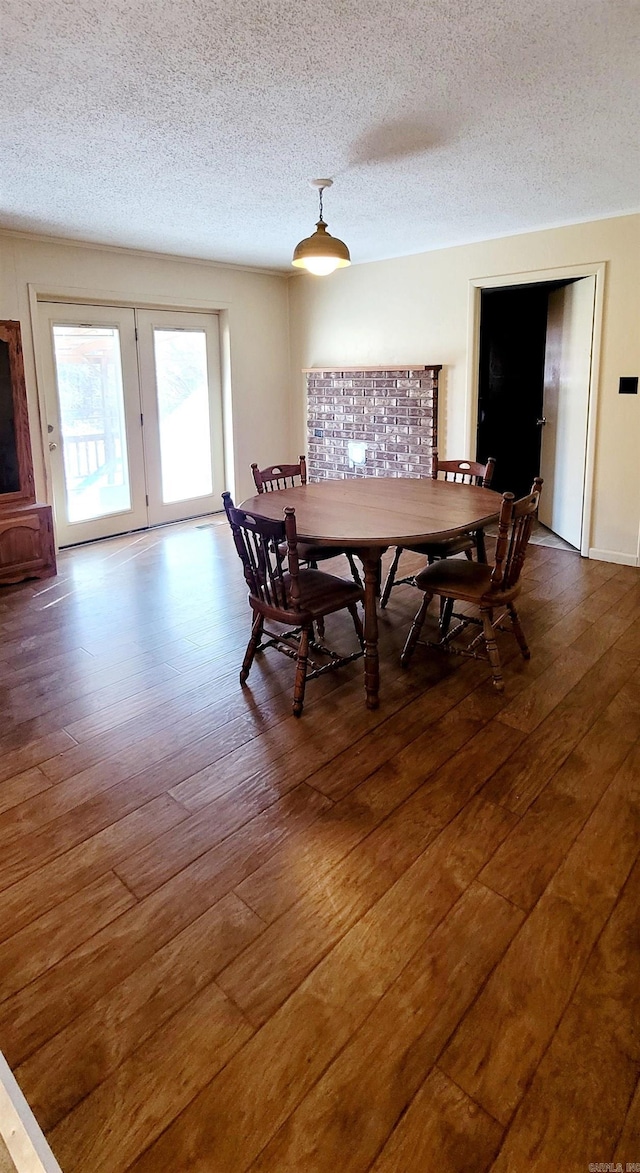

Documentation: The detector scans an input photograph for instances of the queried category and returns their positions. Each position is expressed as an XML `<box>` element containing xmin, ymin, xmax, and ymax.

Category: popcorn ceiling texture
<box><xmin>306</xmin><ymin>367</ymin><xmax>440</xmax><ymax>481</ymax></box>
<box><xmin>0</xmin><ymin>1</ymin><xmax>638</xmax><ymax>268</ymax></box>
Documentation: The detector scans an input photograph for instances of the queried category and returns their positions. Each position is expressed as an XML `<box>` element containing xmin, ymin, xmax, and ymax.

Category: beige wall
<box><xmin>2</xmin><ymin>216</ymin><xmax>638</xmax><ymax>563</ymax></box>
<box><xmin>0</xmin><ymin>231</ymin><xmax>291</xmax><ymax>508</ymax></box>
<box><xmin>288</xmin><ymin>214</ymin><xmax>640</xmax><ymax>564</ymax></box>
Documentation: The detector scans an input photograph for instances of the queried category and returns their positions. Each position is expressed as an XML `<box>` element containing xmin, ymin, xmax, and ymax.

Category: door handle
<box><xmin>536</xmin><ymin>417</ymin><xmax>547</xmax><ymax>427</ymax></box>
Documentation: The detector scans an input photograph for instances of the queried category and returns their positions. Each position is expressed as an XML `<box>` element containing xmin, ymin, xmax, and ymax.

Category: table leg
<box><xmin>359</xmin><ymin>548</ymin><xmax>382</xmax><ymax>709</ymax></box>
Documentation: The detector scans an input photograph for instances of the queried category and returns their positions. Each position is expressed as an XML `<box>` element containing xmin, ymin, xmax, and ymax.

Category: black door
<box><xmin>476</xmin><ymin>286</ymin><xmax>550</xmax><ymax>498</ymax></box>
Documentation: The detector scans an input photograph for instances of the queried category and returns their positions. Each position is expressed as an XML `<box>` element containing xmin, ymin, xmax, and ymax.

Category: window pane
<box><xmin>153</xmin><ymin>329</ymin><xmax>213</xmax><ymax>504</ymax></box>
<box><xmin>52</xmin><ymin>325</ymin><xmax>132</xmax><ymax>523</ymax></box>
<box><xmin>0</xmin><ymin>339</ymin><xmax>20</xmax><ymax>493</ymax></box>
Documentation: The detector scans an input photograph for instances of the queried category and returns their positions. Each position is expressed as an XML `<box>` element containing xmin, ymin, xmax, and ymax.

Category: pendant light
<box><xmin>292</xmin><ymin>179</ymin><xmax>351</xmax><ymax>276</ymax></box>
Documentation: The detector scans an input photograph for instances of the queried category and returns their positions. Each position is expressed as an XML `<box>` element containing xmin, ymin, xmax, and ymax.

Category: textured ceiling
<box><xmin>0</xmin><ymin>0</ymin><xmax>638</xmax><ymax>271</ymax></box>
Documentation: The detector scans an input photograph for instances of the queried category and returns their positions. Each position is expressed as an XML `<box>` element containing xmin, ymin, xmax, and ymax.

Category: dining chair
<box><xmin>251</xmin><ymin>457</ymin><xmax>309</xmax><ymax>493</ymax></box>
<box><xmin>400</xmin><ymin>478</ymin><xmax>543</xmax><ymax>691</ymax></box>
<box><xmin>380</xmin><ymin>452</ymin><xmax>496</xmax><ymax>608</ymax></box>
<box><xmin>223</xmin><ymin>492</ymin><xmax>365</xmax><ymax>716</ymax></box>
<box><xmin>251</xmin><ymin>456</ymin><xmax>363</xmax><ymax>587</ymax></box>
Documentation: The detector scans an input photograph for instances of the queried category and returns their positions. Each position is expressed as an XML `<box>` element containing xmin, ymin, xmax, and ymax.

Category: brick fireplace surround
<box><xmin>305</xmin><ymin>365</ymin><xmax>441</xmax><ymax>481</ymax></box>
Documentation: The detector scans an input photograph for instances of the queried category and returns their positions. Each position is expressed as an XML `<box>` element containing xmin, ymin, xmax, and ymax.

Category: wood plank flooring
<box><xmin>1</xmin><ymin>516</ymin><xmax>639</xmax><ymax>1172</ymax></box>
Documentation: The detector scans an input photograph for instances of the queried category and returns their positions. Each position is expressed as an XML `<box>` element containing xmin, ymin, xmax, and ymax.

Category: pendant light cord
<box><xmin>318</xmin><ymin>186</ymin><xmax>325</xmax><ymax>224</ymax></box>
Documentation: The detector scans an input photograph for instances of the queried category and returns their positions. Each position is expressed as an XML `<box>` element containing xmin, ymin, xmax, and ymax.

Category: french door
<box><xmin>38</xmin><ymin>303</ymin><xmax>224</xmax><ymax>546</ymax></box>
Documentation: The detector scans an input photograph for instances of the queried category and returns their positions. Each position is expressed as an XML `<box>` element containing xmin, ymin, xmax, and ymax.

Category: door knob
<box><xmin>536</xmin><ymin>417</ymin><xmax>547</xmax><ymax>426</ymax></box>
<box><xmin>49</xmin><ymin>442</ymin><xmax>58</xmax><ymax>451</ymax></box>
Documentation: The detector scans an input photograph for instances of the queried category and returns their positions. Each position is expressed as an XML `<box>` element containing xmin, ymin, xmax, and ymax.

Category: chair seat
<box><xmin>405</xmin><ymin>532</ymin><xmax>476</xmax><ymax>559</ymax></box>
<box><xmin>415</xmin><ymin>556</ymin><xmax>519</xmax><ymax>604</ymax></box>
<box><xmin>297</xmin><ymin>542</ymin><xmax>342</xmax><ymax>563</ymax></box>
<box><xmin>279</xmin><ymin>542</ymin><xmax>363</xmax><ymax>587</ymax></box>
<box><xmin>278</xmin><ymin>540</ymin><xmax>345</xmax><ymax>563</ymax></box>
<box><xmin>252</xmin><ymin>567</ymin><xmax>364</xmax><ymax>622</ymax></box>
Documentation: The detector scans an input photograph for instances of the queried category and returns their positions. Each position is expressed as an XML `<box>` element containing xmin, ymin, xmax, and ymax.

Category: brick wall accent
<box><xmin>306</xmin><ymin>365</ymin><xmax>441</xmax><ymax>481</ymax></box>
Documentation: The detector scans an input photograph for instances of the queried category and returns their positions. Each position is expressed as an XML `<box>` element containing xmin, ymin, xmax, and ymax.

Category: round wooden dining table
<box><xmin>239</xmin><ymin>477</ymin><xmax>502</xmax><ymax>710</ymax></box>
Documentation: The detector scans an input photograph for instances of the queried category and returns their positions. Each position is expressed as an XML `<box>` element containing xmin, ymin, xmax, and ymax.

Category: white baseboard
<box><xmin>0</xmin><ymin>1053</ymin><xmax>62</xmax><ymax>1173</ymax></box>
<box><xmin>589</xmin><ymin>547</ymin><xmax>639</xmax><ymax>567</ymax></box>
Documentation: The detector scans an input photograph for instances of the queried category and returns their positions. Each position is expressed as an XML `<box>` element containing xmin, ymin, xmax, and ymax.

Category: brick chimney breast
<box><xmin>305</xmin><ymin>366</ymin><xmax>441</xmax><ymax>480</ymax></box>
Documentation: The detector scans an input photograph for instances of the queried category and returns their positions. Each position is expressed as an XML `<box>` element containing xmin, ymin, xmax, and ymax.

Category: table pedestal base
<box><xmin>358</xmin><ymin>547</ymin><xmax>386</xmax><ymax>710</ymax></box>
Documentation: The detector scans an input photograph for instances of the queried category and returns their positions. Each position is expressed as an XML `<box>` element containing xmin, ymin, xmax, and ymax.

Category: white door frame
<box><xmin>464</xmin><ymin>261</ymin><xmax>606</xmax><ymax>558</ymax></box>
<box><xmin>135</xmin><ymin>307</ymin><xmax>225</xmax><ymax>526</ymax></box>
<box><xmin>28</xmin><ymin>284</ymin><xmax>236</xmax><ymax>535</ymax></box>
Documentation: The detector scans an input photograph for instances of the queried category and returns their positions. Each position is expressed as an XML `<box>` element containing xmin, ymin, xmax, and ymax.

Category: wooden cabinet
<box><xmin>0</xmin><ymin>321</ymin><xmax>57</xmax><ymax>584</ymax></box>
<box><xmin>0</xmin><ymin>503</ymin><xmax>56</xmax><ymax>584</ymax></box>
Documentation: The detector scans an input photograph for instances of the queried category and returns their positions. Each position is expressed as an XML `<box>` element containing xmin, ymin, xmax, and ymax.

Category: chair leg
<box><xmin>464</xmin><ymin>547</ymin><xmax>473</xmax><ymax>561</ymax></box>
<box><xmin>381</xmin><ymin>546</ymin><xmax>403</xmax><ymax>608</ymax></box>
<box><xmin>292</xmin><ymin>625</ymin><xmax>311</xmax><ymax>716</ymax></box>
<box><xmin>440</xmin><ymin>596</ymin><xmax>455</xmax><ymax>636</ymax></box>
<box><xmin>240</xmin><ymin>613</ymin><xmax>263</xmax><ymax>684</ymax></box>
<box><xmin>401</xmin><ymin>592</ymin><xmax>433</xmax><ymax>667</ymax></box>
<box><xmin>430</xmin><ymin>554</ymin><xmax>445</xmax><ymax>624</ymax></box>
<box><xmin>348</xmin><ymin>602</ymin><xmax>365</xmax><ymax>648</ymax></box>
<box><xmin>481</xmin><ymin>607</ymin><xmax>504</xmax><ymax>691</ymax></box>
<box><xmin>304</xmin><ymin>560</ymin><xmax>324</xmax><ymax>635</ymax></box>
<box><xmin>508</xmin><ymin>603</ymin><xmax>531</xmax><ymax>660</ymax></box>
<box><xmin>346</xmin><ymin>553</ymin><xmax>362</xmax><ymax>588</ymax></box>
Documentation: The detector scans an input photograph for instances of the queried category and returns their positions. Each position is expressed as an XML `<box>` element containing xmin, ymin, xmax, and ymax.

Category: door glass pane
<box><xmin>0</xmin><ymin>339</ymin><xmax>20</xmax><ymax>493</ymax></box>
<box><xmin>52</xmin><ymin>325</ymin><xmax>132</xmax><ymax>523</ymax></box>
<box><xmin>153</xmin><ymin>329</ymin><xmax>213</xmax><ymax>503</ymax></box>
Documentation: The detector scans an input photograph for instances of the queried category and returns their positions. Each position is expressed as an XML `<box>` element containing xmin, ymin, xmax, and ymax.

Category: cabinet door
<box><xmin>0</xmin><ymin>505</ymin><xmax>56</xmax><ymax>584</ymax></box>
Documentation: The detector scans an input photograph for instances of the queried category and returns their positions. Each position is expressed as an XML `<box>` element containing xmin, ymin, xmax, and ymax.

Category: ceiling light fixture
<box><xmin>291</xmin><ymin>179</ymin><xmax>351</xmax><ymax>276</ymax></box>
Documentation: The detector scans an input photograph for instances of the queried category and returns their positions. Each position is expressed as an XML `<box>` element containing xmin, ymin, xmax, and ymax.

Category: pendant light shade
<box><xmin>292</xmin><ymin>180</ymin><xmax>351</xmax><ymax>276</ymax></box>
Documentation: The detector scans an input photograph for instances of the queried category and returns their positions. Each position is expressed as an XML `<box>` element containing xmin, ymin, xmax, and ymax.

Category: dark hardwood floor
<box><xmin>0</xmin><ymin>514</ymin><xmax>639</xmax><ymax>1171</ymax></box>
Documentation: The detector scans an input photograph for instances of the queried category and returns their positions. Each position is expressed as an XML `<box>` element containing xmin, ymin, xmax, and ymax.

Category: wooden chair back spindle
<box><xmin>251</xmin><ymin>456</ymin><xmax>308</xmax><ymax>494</ymax></box>
<box><xmin>283</xmin><ymin>506</ymin><xmax>302</xmax><ymax>611</ymax></box>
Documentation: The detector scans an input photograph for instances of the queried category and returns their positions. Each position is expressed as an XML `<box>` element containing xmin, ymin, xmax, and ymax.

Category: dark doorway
<box><xmin>476</xmin><ymin>281</ymin><xmax>576</xmax><ymax>498</ymax></box>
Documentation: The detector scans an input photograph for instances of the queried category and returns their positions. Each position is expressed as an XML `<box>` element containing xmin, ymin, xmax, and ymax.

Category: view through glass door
<box><xmin>136</xmin><ymin>309</ymin><xmax>224</xmax><ymax>527</ymax></box>
<box><xmin>38</xmin><ymin>302</ymin><xmax>224</xmax><ymax>546</ymax></box>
